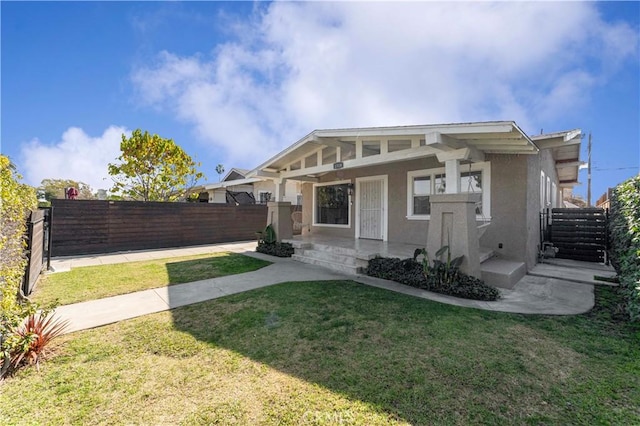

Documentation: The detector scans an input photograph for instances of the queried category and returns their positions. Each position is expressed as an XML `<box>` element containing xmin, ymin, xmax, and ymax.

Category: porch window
<box><xmin>314</xmin><ymin>182</ymin><xmax>350</xmax><ymax>226</ymax></box>
<box><xmin>461</xmin><ymin>170</ymin><xmax>482</xmax><ymax>214</ymax></box>
<box><xmin>412</xmin><ymin>176</ymin><xmax>432</xmax><ymax>215</ymax></box>
<box><xmin>258</xmin><ymin>191</ymin><xmax>272</xmax><ymax>204</ymax></box>
<box><xmin>407</xmin><ymin>162</ymin><xmax>491</xmax><ymax>220</ymax></box>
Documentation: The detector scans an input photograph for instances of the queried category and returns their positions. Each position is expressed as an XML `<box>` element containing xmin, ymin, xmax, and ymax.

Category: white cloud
<box><xmin>131</xmin><ymin>2</ymin><xmax>638</xmax><ymax>166</ymax></box>
<box><xmin>19</xmin><ymin>126</ymin><xmax>128</xmax><ymax>192</ymax></box>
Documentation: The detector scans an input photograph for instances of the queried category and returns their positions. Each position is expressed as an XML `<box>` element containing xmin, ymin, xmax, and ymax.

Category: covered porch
<box><xmin>283</xmin><ymin>234</ymin><xmax>496</xmax><ymax>276</ymax></box>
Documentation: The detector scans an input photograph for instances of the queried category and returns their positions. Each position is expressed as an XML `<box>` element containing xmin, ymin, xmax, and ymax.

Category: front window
<box><xmin>315</xmin><ymin>183</ymin><xmax>350</xmax><ymax>226</ymax></box>
<box><xmin>407</xmin><ymin>162</ymin><xmax>490</xmax><ymax>220</ymax></box>
<box><xmin>259</xmin><ymin>192</ymin><xmax>271</xmax><ymax>204</ymax></box>
<box><xmin>412</xmin><ymin>176</ymin><xmax>432</xmax><ymax>215</ymax></box>
<box><xmin>461</xmin><ymin>170</ymin><xmax>482</xmax><ymax>214</ymax></box>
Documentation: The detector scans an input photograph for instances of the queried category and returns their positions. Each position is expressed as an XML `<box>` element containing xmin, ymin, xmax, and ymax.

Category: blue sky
<box><xmin>2</xmin><ymin>1</ymin><xmax>638</xmax><ymax>202</ymax></box>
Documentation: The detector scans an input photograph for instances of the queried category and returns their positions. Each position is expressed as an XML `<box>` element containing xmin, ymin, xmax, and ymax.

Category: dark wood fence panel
<box><xmin>23</xmin><ymin>210</ymin><xmax>46</xmax><ymax>295</ymax></box>
<box><xmin>51</xmin><ymin>200</ymin><xmax>268</xmax><ymax>256</ymax></box>
<box><xmin>549</xmin><ymin>208</ymin><xmax>608</xmax><ymax>263</ymax></box>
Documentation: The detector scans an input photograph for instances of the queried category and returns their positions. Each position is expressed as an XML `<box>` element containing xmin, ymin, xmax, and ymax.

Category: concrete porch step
<box><xmin>481</xmin><ymin>258</ymin><xmax>526</xmax><ymax>289</ymax></box>
<box><xmin>292</xmin><ymin>254</ymin><xmax>361</xmax><ymax>275</ymax></box>
<box><xmin>296</xmin><ymin>248</ymin><xmax>360</xmax><ymax>267</ymax></box>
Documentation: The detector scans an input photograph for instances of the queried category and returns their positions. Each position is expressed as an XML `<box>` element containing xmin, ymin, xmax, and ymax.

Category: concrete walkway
<box><xmin>49</xmin><ymin>242</ymin><xmax>600</xmax><ymax>334</ymax></box>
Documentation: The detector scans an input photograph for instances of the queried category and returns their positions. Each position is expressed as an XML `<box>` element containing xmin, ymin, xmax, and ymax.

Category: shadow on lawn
<box><xmin>168</xmin><ymin>280</ymin><xmax>517</xmax><ymax>424</ymax></box>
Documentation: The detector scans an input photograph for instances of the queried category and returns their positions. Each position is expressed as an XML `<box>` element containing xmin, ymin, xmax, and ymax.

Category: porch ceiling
<box><xmin>249</xmin><ymin>121</ymin><xmax>539</xmax><ymax>181</ymax></box>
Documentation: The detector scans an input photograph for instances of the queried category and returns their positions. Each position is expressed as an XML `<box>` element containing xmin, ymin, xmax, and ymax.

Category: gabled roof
<box><xmin>248</xmin><ymin>121</ymin><xmax>538</xmax><ymax>181</ymax></box>
<box><xmin>222</xmin><ymin>168</ymin><xmax>250</xmax><ymax>182</ymax></box>
<box><xmin>532</xmin><ymin>129</ymin><xmax>583</xmax><ymax>187</ymax></box>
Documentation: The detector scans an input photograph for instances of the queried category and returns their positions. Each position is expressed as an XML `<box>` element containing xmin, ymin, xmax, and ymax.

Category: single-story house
<box><xmin>192</xmin><ymin>168</ymin><xmax>303</xmax><ymax>205</ymax></box>
<box><xmin>244</xmin><ymin>121</ymin><xmax>582</xmax><ymax>288</ymax></box>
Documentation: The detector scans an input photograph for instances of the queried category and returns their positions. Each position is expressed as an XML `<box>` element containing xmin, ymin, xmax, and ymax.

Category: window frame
<box><xmin>258</xmin><ymin>191</ymin><xmax>272</xmax><ymax>205</ymax></box>
<box><xmin>407</xmin><ymin>162</ymin><xmax>491</xmax><ymax>221</ymax></box>
<box><xmin>312</xmin><ymin>180</ymin><xmax>352</xmax><ymax>228</ymax></box>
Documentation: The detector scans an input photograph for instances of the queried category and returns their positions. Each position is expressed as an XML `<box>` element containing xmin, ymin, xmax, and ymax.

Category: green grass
<box><xmin>32</xmin><ymin>252</ymin><xmax>271</xmax><ymax>306</ymax></box>
<box><xmin>3</xmin><ymin>282</ymin><xmax>638</xmax><ymax>425</ymax></box>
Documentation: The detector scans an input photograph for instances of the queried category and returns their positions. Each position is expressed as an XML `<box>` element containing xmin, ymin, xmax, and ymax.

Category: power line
<box><xmin>592</xmin><ymin>166</ymin><xmax>638</xmax><ymax>171</ymax></box>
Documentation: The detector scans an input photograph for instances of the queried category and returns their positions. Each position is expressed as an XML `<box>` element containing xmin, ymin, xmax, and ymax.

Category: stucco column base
<box><xmin>267</xmin><ymin>201</ymin><xmax>292</xmax><ymax>241</ymax></box>
<box><xmin>426</xmin><ymin>193</ymin><xmax>482</xmax><ymax>278</ymax></box>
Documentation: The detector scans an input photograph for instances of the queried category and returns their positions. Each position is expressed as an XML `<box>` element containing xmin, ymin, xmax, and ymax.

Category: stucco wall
<box><xmin>480</xmin><ymin>154</ymin><xmax>529</xmax><ymax>264</ymax></box>
<box><xmin>302</xmin><ymin>157</ymin><xmax>441</xmax><ymax>245</ymax></box>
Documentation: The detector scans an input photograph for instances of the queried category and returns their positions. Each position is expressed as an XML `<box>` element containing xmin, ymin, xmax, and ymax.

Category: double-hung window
<box><xmin>407</xmin><ymin>162</ymin><xmax>490</xmax><ymax>220</ymax></box>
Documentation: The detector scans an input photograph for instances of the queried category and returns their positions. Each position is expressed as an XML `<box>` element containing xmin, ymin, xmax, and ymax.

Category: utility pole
<box><xmin>587</xmin><ymin>132</ymin><xmax>592</xmax><ymax>207</ymax></box>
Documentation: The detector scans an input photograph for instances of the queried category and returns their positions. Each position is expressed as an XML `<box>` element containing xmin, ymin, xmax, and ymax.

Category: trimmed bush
<box><xmin>366</xmin><ymin>256</ymin><xmax>500</xmax><ymax>301</ymax></box>
<box><xmin>608</xmin><ymin>175</ymin><xmax>640</xmax><ymax>322</ymax></box>
<box><xmin>256</xmin><ymin>241</ymin><xmax>294</xmax><ymax>258</ymax></box>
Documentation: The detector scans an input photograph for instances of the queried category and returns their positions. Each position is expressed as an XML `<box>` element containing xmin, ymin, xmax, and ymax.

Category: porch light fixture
<box><xmin>347</xmin><ymin>183</ymin><xmax>354</xmax><ymax>196</ymax></box>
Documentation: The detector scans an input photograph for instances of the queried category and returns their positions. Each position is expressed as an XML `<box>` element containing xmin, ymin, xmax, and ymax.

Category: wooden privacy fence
<box><xmin>23</xmin><ymin>209</ymin><xmax>48</xmax><ymax>295</ymax></box>
<box><xmin>51</xmin><ymin>199</ymin><xmax>268</xmax><ymax>256</ymax></box>
<box><xmin>544</xmin><ymin>208</ymin><xmax>608</xmax><ymax>263</ymax></box>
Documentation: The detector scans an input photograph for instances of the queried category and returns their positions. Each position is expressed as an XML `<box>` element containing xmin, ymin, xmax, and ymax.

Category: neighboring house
<box><xmin>246</xmin><ymin>121</ymin><xmax>583</xmax><ymax>285</ymax></box>
<box><xmin>192</xmin><ymin>168</ymin><xmax>302</xmax><ymax>205</ymax></box>
<box><xmin>595</xmin><ymin>188</ymin><xmax>613</xmax><ymax>210</ymax></box>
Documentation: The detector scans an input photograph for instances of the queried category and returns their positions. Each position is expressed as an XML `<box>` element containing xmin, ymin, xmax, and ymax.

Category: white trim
<box><xmin>355</xmin><ymin>175</ymin><xmax>388</xmax><ymax>241</ymax></box>
<box><xmin>406</xmin><ymin>162</ymin><xmax>491</xmax><ymax>220</ymax></box>
<box><xmin>312</xmin><ymin>179</ymin><xmax>352</xmax><ymax>228</ymax></box>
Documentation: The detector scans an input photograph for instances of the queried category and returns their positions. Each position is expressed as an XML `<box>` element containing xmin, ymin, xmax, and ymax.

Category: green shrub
<box><xmin>366</xmin><ymin>255</ymin><xmax>500</xmax><ymax>302</ymax></box>
<box><xmin>0</xmin><ymin>155</ymin><xmax>39</xmax><ymax>377</ymax></box>
<box><xmin>256</xmin><ymin>241</ymin><xmax>294</xmax><ymax>258</ymax></box>
<box><xmin>255</xmin><ymin>224</ymin><xmax>294</xmax><ymax>257</ymax></box>
<box><xmin>608</xmin><ymin>175</ymin><xmax>640</xmax><ymax>322</ymax></box>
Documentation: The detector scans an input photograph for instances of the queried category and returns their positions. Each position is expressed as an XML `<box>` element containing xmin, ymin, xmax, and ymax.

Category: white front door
<box><xmin>357</xmin><ymin>176</ymin><xmax>387</xmax><ymax>240</ymax></box>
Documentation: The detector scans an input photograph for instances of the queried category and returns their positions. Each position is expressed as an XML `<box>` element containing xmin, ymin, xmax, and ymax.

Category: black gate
<box><xmin>541</xmin><ymin>208</ymin><xmax>608</xmax><ymax>263</ymax></box>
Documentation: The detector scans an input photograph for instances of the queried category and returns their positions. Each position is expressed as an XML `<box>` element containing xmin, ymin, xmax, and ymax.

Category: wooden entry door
<box><xmin>357</xmin><ymin>177</ymin><xmax>386</xmax><ymax>240</ymax></box>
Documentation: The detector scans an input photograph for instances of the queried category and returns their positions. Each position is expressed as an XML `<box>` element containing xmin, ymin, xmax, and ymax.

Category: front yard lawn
<box><xmin>32</xmin><ymin>252</ymin><xmax>271</xmax><ymax>306</ymax></box>
<box><xmin>3</xmin><ymin>282</ymin><xmax>638</xmax><ymax>425</ymax></box>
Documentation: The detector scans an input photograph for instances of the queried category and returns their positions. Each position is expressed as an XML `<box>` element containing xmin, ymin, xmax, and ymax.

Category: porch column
<box><xmin>444</xmin><ymin>159</ymin><xmax>460</xmax><ymax>194</ymax></box>
<box><xmin>274</xmin><ymin>178</ymin><xmax>287</xmax><ymax>202</ymax></box>
<box><xmin>266</xmin><ymin>201</ymin><xmax>293</xmax><ymax>241</ymax></box>
<box><xmin>426</xmin><ymin>193</ymin><xmax>481</xmax><ymax>278</ymax></box>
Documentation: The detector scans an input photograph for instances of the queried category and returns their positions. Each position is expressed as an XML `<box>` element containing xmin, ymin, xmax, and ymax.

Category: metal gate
<box><xmin>541</xmin><ymin>208</ymin><xmax>608</xmax><ymax>263</ymax></box>
<box><xmin>22</xmin><ymin>207</ymin><xmax>53</xmax><ymax>296</ymax></box>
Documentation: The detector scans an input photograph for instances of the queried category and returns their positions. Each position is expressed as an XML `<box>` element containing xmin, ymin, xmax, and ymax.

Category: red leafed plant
<box><xmin>9</xmin><ymin>312</ymin><xmax>69</xmax><ymax>372</ymax></box>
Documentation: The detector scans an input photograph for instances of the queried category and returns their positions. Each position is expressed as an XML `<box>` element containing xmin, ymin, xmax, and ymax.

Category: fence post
<box><xmin>605</xmin><ymin>207</ymin><xmax>610</xmax><ymax>265</ymax></box>
<box><xmin>22</xmin><ymin>211</ymin><xmax>34</xmax><ymax>296</ymax></box>
<box><xmin>46</xmin><ymin>206</ymin><xmax>54</xmax><ymax>270</ymax></box>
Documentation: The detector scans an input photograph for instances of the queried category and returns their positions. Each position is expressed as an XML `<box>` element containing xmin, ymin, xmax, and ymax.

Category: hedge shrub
<box><xmin>366</xmin><ymin>256</ymin><xmax>501</xmax><ymax>301</ymax></box>
<box><xmin>256</xmin><ymin>241</ymin><xmax>294</xmax><ymax>257</ymax></box>
<box><xmin>1</xmin><ymin>155</ymin><xmax>38</xmax><ymax>376</ymax></box>
<box><xmin>608</xmin><ymin>175</ymin><xmax>640</xmax><ymax>322</ymax></box>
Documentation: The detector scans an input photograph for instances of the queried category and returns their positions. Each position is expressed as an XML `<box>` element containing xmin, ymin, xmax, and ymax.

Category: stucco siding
<box><xmin>481</xmin><ymin>154</ymin><xmax>528</xmax><ymax>263</ymax></box>
<box><xmin>302</xmin><ymin>157</ymin><xmax>441</xmax><ymax>244</ymax></box>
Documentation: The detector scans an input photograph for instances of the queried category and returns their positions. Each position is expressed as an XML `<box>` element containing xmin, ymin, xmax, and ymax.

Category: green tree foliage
<box><xmin>0</xmin><ymin>155</ymin><xmax>38</xmax><ymax>375</ymax></box>
<box><xmin>39</xmin><ymin>178</ymin><xmax>95</xmax><ymax>201</ymax></box>
<box><xmin>609</xmin><ymin>175</ymin><xmax>640</xmax><ymax>321</ymax></box>
<box><xmin>216</xmin><ymin>164</ymin><xmax>225</xmax><ymax>182</ymax></box>
<box><xmin>108</xmin><ymin>129</ymin><xmax>205</xmax><ymax>202</ymax></box>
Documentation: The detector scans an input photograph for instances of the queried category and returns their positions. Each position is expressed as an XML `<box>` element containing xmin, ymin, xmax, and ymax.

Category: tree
<box><xmin>216</xmin><ymin>164</ymin><xmax>225</xmax><ymax>182</ymax></box>
<box><xmin>39</xmin><ymin>179</ymin><xmax>95</xmax><ymax>201</ymax></box>
<box><xmin>108</xmin><ymin>129</ymin><xmax>205</xmax><ymax>202</ymax></box>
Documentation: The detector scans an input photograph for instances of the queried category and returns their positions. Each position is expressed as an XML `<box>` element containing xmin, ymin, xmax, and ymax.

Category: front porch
<box><xmin>284</xmin><ymin>234</ymin><xmax>497</xmax><ymax>276</ymax></box>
